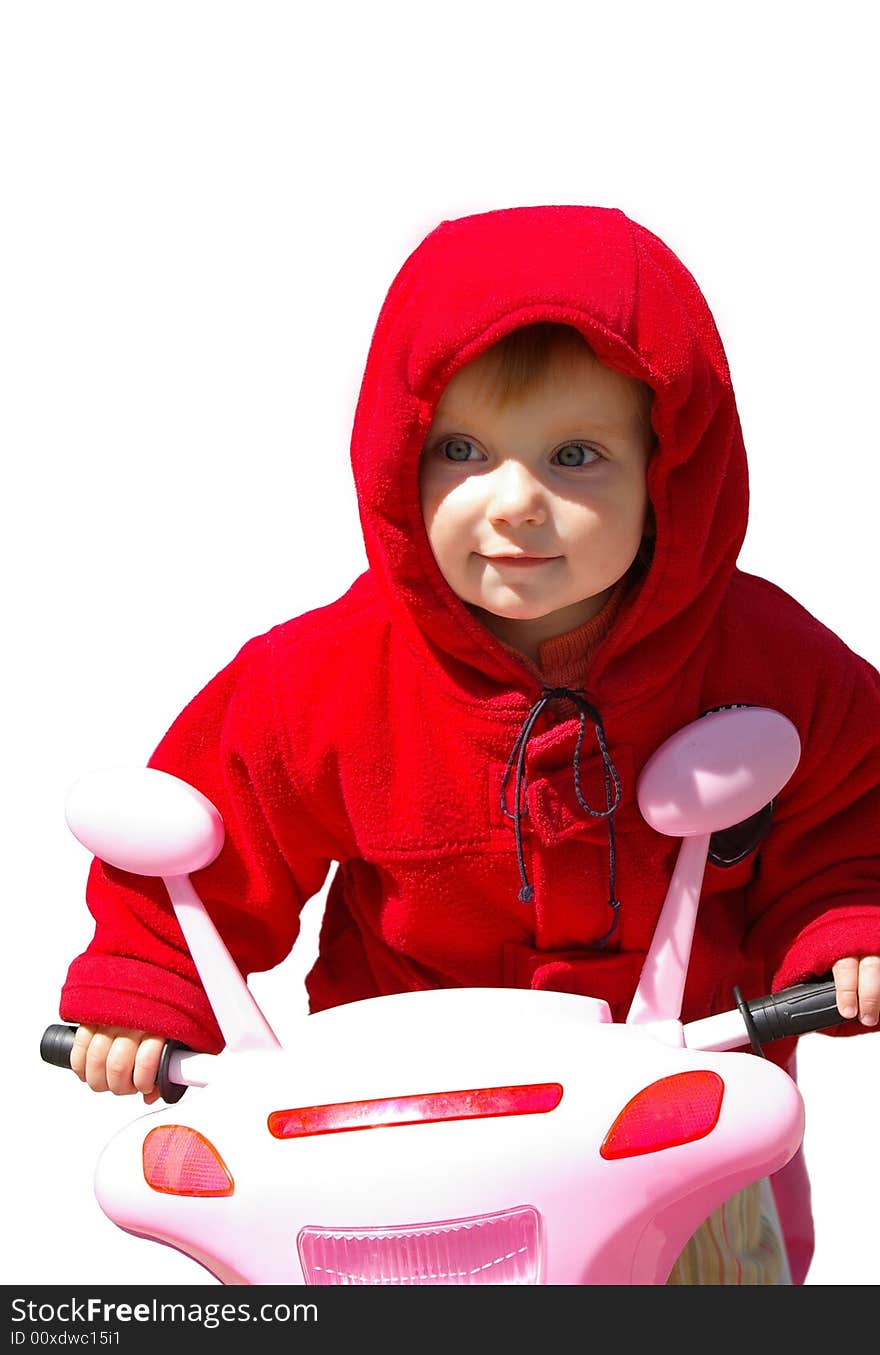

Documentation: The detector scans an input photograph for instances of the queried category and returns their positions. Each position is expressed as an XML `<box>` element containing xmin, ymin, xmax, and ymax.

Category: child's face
<box><xmin>419</xmin><ymin>345</ymin><xmax>654</xmax><ymax>659</ymax></box>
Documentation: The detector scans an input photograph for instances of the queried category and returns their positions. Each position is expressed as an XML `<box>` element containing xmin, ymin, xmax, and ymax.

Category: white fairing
<box><xmin>94</xmin><ymin>988</ymin><xmax>804</xmax><ymax>1286</ymax></box>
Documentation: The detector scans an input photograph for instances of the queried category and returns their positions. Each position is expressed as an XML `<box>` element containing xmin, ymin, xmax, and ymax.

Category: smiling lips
<box><xmin>480</xmin><ymin>554</ymin><xmax>561</xmax><ymax>567</ymax></box>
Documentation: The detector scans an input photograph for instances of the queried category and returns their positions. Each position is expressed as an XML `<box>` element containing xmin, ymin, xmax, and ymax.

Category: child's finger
<box><xmin>832</xmin><ymin>957</ymin><xmax>860</xmax><ymax>1020</ymax></box>
<box><xmin>132</xmin><ymin>1035</ymin><xmax>164</xmax><ymax>1096</ymax></box>
<box><xmin>82</xmin><ymin>1030</ymin><xmax>114</xmax><ymax>1092</ymax></box>
<box><xmin>104</xmin><ymin>1033</ymin><xmax>142</xmax><ymax>1095</ymax></box>
<box><xmin>857</xmin><ymin>955</ymin><xmax>880</xmax><ymax>1027</ymax></box>
<box><xmin>69</xmin><ymin>1023</ymin><xmax>97</xmax><ymax>1082</ymax></box>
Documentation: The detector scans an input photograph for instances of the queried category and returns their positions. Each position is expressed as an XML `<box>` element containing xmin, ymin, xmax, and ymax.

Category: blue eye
<box><xmin>553</xmin><ymin>443</ymin><xmax>599</xmax><ymax>467</ymax></box>
<box><xmin>441</xmin><ymin>438</ymin><xmax>481</xmax><ymax>462</ymax></box>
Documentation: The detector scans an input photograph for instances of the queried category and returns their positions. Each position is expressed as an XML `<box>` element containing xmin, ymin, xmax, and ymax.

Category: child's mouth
<box><xmin>480</xmin><ymin>554</ymin><xmax>561</xmax><ymax>568</ymax></box>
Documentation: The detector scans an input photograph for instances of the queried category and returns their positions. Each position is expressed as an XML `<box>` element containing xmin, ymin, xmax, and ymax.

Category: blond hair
<box><xmin>475</xmin><ymin>322</ymin><xmax>654</xmax><ymax>429</ymax></box>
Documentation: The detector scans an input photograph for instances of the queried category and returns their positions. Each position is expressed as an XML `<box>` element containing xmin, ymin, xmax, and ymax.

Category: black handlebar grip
<box><xmin>157</xmin><ymin>1039</ymin><xmax>189</xmax><ymax>1103</ymax></box>
<box><xmin>40</xmin><ymin>1023</ymin><xmax>78</xmax><ymax>1068</ymax></box>
<box><xmin>747</xmin><ymin>979</ymin><xmax>847</xmax><ymax>1043</ymax></box>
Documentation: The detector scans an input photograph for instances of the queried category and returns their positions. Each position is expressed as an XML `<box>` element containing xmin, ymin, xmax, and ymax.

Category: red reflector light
<box><xmin>142</xmin><ymin>1125</ymin><xmax>234</xmax><ymax>1196</ymax></box>
<box><xmin>268</xmin><ymin>1082</ymin><xmax>562</xmax><ymax>1139</ymax></box>
<box><xmin>600</xmin><ymin>1070</ymin><xmax>724</xmax><ymax>1160</ymax></box>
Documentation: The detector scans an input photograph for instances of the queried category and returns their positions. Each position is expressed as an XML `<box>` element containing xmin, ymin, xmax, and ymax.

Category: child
<box><xmin>60</xmin><ymin>205</ymin><xmax>880</xmax><ymax>1284</ymax></box>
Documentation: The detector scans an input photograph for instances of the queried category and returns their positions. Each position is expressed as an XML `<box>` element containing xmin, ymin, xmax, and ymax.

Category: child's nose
<box><xmin>486</xmin><ymin>462</ymin><xmax>547</xmax><ymax>527</ymax></box>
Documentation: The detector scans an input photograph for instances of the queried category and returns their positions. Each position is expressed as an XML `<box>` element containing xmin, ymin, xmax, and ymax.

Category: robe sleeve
<box><xmin>59</xmin><ymin>633</ymin><xmax>336</xmax><ymax>1052</ymax></box>
<box><xmin>743</xmin><ymin>644</ymin><xmax>880</xmax><ymax>1038</ymax></box>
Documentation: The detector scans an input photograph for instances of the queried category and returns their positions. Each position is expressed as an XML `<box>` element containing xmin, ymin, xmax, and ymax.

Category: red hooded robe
<box><xmin>60</xmin><ymin>207</ymin><xmax>880</xmax><ymax>1225</ymax></box>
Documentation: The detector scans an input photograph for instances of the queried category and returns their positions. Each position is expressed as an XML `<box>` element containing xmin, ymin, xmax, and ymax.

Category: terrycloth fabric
<box><xmin>667</xmin><ymin>1181</ymin><xmax>785</xmax><ymax>1285</ymax></box>
<box><xmin>60</xmin><ymin>206</ymin><xmax>880</xmax><ymax>1277</ymax></box>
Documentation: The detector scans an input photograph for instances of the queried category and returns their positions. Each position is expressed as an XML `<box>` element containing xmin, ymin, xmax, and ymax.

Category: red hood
<box><xmin>350</xmin><ymin>205</ymin><xmax>748</xmax><ymax>708</ymax></box>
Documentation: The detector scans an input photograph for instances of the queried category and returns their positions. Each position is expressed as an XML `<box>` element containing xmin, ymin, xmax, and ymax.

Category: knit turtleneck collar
<box><xmin>537</xmin><ymin>577</ymin><xmax>629</xmax><ymax>688</ymax></box>
<box><xmin>476</xmin><ymin>575</ymin><xmax>632</xmax><ymax>690</ymax></box>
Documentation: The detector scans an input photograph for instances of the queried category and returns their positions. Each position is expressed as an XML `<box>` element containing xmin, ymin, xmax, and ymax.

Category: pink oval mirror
<box><xmin>637</xmin><ymin>707</ymin><xmax>801</xmax><ymax>838</ymax></box>
<box><xmin>65</xmin><ymin>767</ymin><xmax>225</xmax><ymax>877</ymax></box>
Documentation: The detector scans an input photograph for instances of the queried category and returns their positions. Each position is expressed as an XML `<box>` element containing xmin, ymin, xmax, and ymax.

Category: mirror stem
<box><xmin>626</xmin><ymin>834</ymin><xmax>711</xmax><ymax>1026</ymax></box>
<box><xmin>162</xmin><ymin>874</ymin><xmax>281</xmax><ymax>1052</ymax></box>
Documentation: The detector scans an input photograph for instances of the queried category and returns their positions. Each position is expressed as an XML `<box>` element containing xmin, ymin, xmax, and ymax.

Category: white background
<box><xmin>2</xmin><ymin>1</ymin><xmax>878</xmax><ymax>1287</ymax></box>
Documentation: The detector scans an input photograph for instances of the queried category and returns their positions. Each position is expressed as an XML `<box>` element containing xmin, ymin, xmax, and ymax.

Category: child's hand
<box><xmin>69</xmin><ymin>1024</ymin><xmax>165</xmax><ymax>1104</ymax></box>
<box><xmin>831</xmin><ymin>956</ymin><xmax>880</xmax><ymax>1027</ymax></box>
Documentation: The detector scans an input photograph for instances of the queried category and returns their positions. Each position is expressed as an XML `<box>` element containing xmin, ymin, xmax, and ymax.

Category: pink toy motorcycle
<box><xmin>42</xmin><ymin>706</ymin><xmax>848</xmax><ymax>1285</ymax></box>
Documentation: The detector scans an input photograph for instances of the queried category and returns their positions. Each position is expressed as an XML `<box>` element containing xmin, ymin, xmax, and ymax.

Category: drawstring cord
<box><xmin>500</xmin><ymin>687</ymin><xmax>623</xmax><ymax>946</ymax></box>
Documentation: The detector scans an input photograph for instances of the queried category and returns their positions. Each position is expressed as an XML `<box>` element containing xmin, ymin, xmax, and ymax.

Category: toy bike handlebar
<box><xmin>39</xmin><ymin>1025</ymin><xmax>190</xmax><ymax>1103</ymax></box>
<box><xmin>40</xmin><ymin>978</ymin><xmax>851</xmax><ymax>1103</ymax></box>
